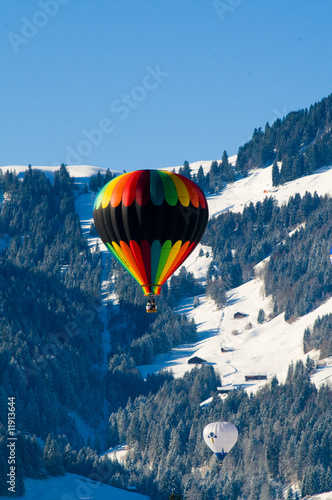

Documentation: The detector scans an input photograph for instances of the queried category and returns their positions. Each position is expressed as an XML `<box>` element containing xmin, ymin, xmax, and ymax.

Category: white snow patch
<box><xmin>308</xmin><ymin>493</ymin><xmax>332</xmax><ymax>500</ymax></box>
<box><xmin>100</xmin><ymin>444</ymin><xmax>129</xmax><ymax>463</ymax></box>
<box><xmin>173</xmin><ymin>243</ymin><xmax>213</xmax><ymax>285</ymax></box>
<box><xmin>0</xmin><ymin>165</ymin><xmax>117</xmax><ymax>192</ymax></box>
<box><xmin>22</xmin><ymin>473</ymin><xmax>150</xmax><ymax>499</ymax></box>
<box><xmin>162</xmin><ymin>156</ymin><xmax>237</xmax><ymax>175</ymax></box>
<box><xmin>206</xmin><ymin>163</ymin><xmax>332</xmax><ymax>218</ymax></box>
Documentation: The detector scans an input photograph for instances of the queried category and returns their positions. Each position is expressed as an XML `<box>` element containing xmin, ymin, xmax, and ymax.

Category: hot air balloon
<box><xmin>203</xmin><ymin>422</ymin><xmax>238</xmax><ymax>460</ymax></box>
<box><xmin>93</xmin><ymin>170</ymin><xmax>208</xmax><ymax>312</ymax></box>
<box><xmin>330</xmin><ymin>246</ymin><xmax>332</xmax><ymax>265</ymax></box>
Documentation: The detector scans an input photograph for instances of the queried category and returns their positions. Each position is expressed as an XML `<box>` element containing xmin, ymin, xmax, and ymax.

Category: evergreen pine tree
<box><xmin>220</xmin><ymin>150</ymin><xmax>235</xmax><ymax>183</ymax></box>
<box><xmin>257</xmin><ymin>308</ymin><xmax>265</xmax><ymax>324</ymax></box>
<box><xmin>196</xmin><ymin>165</ymin><xmax>205</xmax><ymax>191</ymax></box>
<box><xmin>272</xmin><ymin>160</ymin><xmax>280</xmax><ymax>186</ymax></box>
<box><xmin>179</xmin><ymin>161</ymin><xmax>191</xmax><ymax>179</ymax></box>
<box><xmin>43</xmin><ymin>435</ymin><xmax>65</xmax><ymax>476</ymax></box>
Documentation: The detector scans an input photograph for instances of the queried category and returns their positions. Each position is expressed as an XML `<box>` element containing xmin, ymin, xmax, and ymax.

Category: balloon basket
<box><xmin>146</xmin><ymin>296</ymin><xmax>157</xmax><ymax>313</ymax></box>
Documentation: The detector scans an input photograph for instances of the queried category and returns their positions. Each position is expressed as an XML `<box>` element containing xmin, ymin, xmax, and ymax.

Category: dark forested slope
<box><xmin>235</xmin><ymin>93</ymin><xmax>332</xmax><ymax>184</ymax></box>
<box><xmin>0</xmin><ymin>165</ymin><xmax>203</xmax><ymax>495</ymax></box>
<box><xmin>0</xmin><ymin>166</ymin><xmax>105</xmax><ymax>438</ymax></box>
<box><xmin>204</xmin><ymin>191</ymin><xmax>332</xmax><ymax>321</ymax></box>
<box><xmin>106</xmin><ymin>359</ymin><xmax>332</xmax><ymax>499</ymax></box>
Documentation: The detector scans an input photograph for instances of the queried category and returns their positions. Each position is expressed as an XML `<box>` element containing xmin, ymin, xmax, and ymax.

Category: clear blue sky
<box><xmin>1</xmin><ymin>0</ymin><xmax>332</xmax><ymax>172</ymax></box>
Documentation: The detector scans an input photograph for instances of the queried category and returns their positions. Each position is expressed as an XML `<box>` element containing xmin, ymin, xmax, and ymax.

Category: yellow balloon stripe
<box><xmin>161</xmin><ymin>240</ymin><xmax>191</xmax><ymax>284</ymax></box>
<box><xmin>158</xmin><ymin>240</ymin><xmax>183</xmax><ymax>284</ymax></box>
<box><xmin>101</xmin><ymin>174</ymin><xmax>126</xmax><ymax>209</ymax></box>
<box><xmin>154</xmin><ymin>240</ymin><xmax>172</xmax><ymax>284</ymax></box>
<box><xmin>94</xmin><ymin>182</ymin><xmax>109</xmax><ymax>210</ymax></box>
<box><xmin>164</xmin><ymin>171</ymin><xmax>190</xmax><ymax>206</ymax></box>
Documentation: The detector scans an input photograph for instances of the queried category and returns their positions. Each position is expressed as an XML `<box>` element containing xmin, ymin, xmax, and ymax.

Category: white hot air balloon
<box><xmin>203</xmin><ymin>421</ymin><xmax>238</xmax><ymax>460</ymax></box>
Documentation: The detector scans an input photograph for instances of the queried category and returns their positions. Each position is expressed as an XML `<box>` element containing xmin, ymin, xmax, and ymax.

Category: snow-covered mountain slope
<box><xmin>206</xmin><ymin>163</ymin><xmax>332</xmax><ymax>218</ymax></box>
<box><xmin>162</xmin><ymin>155</ymin><xmax>237</xmax><ymax>175</ymax></box>
<box><xmin>23</xmin><ymin>473</ymin><xmax>149</xmax><ymax>500</ymax></box>
<box><xmin>147</xmin><ymin>158</ymin><xmax>332</xmax><ymax>218</ymax></box>
<box><xmin>136</xmin><ymin>165</ymin><xmax>332</xmax><ymax>393</ymax></box>
<box><xmin>138</xmin><ymin>256</ymin><xmax>332</xmax><ymax>394</ymax></box>
<box><xmin>0</xmin><ymin>164</ymin><xmax>114</xmax><ymax>191</ymax></box>
<box><xmin>310</xmin><ymin>493</ymin><xmax>332</xmax><ymax>500</ymax></box>
<box><xmin>4</xmin><ymin>161</ymin><xmax>332</xmax><ymax>396</ymax></box>
<box><xmin>72</xmin><ymin>160</ymin><xmax>332</xmax><ymax>395</ymax></box>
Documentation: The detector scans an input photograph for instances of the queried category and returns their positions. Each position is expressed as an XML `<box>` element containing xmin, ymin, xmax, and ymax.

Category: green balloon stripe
<box><xmin>158</xmin><ymin>171</ymin><xmax>178</xmax><ymax>206</ymax></box>
<box><xmin>154</xmin><ymin>240</ymin><xmax>172</xmax><ymax>283</ymax></box>
<box><xmin>94</xmin><ymin>182</ymin><xmax>109</xmax><ymax>210</ymax></box>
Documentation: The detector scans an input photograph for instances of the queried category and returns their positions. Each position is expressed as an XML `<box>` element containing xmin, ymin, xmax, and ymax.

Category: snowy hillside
<box><xmin>4</xmin><ymin>160</ymin><xmax>332</xmax><ymax>397</ymax></box>
<box><xmin>21</xmin><ymin>473</ymin><xmax>332</xmax><ymax>500</ymax></box>
<box><xmin>133</xmin><ymin>166</ymin><xmax>332</xmax><ymax>393</ymax></box>
<box><xmin>23</xmin><ymin>473</ymin><xmax>149</xmax><ymax>500</ymax></box>
<box><xmin>309</xmin><ymin>493</ymin><xmax>332</xmax><ymax>500</ymax></box>
<box><xmin>74</xmin><ymin>160</ymin><xmax>332</xmax><ymax>396</ymax></box>
<box><xmin>6</xmin><ymin>160</ymin><xmax>332</xmax><ymax>395</ymax></box>
<box><xmin>0</xmin><ymin>164</ymin><xmax>111</xmax><ymax>190</ymax></box>
<box><xmin>137</xmin><ymin>161</ymin><xmax>332</xmax><ymax>393</ymax></box>
<box><xmin>2</xmin><ymin>160</ymin><xmax>332</xmax><ymax>498</ymax></box>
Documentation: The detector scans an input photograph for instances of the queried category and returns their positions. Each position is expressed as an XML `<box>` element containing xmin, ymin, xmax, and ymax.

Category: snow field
<box><xmin>22</xmin><ymin>473</ymin><xmax>149</xmax><ymax>500</ymax></box>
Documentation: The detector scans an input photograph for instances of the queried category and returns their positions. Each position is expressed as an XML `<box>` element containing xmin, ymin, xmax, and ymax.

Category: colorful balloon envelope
<box><xmin>203</xmin><ymin>421</ymin><xmax>238</xmax><ymax>460</ymax></box>
<box><xmin>330</xmin><ymin>246</ymin><xmax>332</xmax><ymax>265</ymax></box>
<box><xmin>93</xmin><ymin>170</ymin><xmax>209</xmax><ymax>296</ymax></box>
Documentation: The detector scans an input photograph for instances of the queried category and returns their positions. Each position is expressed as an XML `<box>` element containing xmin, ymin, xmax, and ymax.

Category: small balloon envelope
<box><xmin>203</xmin><ymin>421</ymin><xmax>238</xmax><ymax>460</ymax></box>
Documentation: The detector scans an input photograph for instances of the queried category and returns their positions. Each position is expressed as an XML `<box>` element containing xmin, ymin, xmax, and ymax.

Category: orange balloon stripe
<box><xmin>112</xmin><ymin>242</ymin><xmax>144</xmax><ymax>286</ymax></box>
<box><xmin>196</xmin><ymin>184</ymin><xmax>207</xmax><ymax>208</ymax></box>
<box><xmin>122</xmin><ymin>170</ymin><xmax>142</xmax><ymax>206</ymax></box>
<box><xmin>111</xmin><ymin>174</ymin><xmax>131</xmax><ymax>208</ymax></box>
<box><xmin>119</xmin><ymin>241</ymin><xmax>145</xmax><ymax>285</ymax></box>
<box><xmin>129</xmin><ymin>240</ymin><xmax>149</xmax><ymax>286</ymax></box>
<box><xmin>101</xmin><ymin>174</ymin><xmax>126</xmax><ymax>209</ymax></box>
<box><xmin>161</xmin><ymin>241</ymin><xmax>196</xmax><ymax>285</ymax></box>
